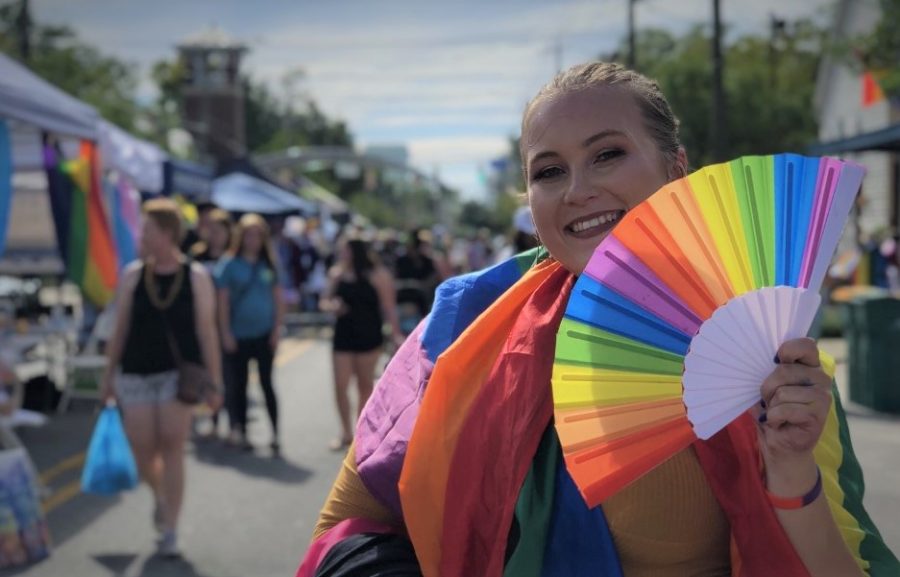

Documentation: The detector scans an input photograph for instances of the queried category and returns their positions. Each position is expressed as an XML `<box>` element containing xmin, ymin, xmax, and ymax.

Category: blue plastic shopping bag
<box><xmin>81</xmin><ymin>406</ymin><xmax>138</xmax><ymax>495</ymax></box>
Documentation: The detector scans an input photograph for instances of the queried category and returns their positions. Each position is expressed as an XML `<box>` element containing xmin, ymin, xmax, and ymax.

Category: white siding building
<box><xmin>812</xmin><ymin>0</ymin><xmax>899</xmax><ymax>243</ymax></box>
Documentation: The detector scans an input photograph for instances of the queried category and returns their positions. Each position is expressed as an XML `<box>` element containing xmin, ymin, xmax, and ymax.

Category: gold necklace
<box><xmin>144</xmin><ymin>259</ymin><xmax>185</xmax><ymax>310</ymax></box>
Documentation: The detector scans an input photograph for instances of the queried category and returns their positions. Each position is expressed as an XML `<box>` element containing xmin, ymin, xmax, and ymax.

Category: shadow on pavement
<box><xmin>92</xmin><ymin>553</ymin><xmax>140</xmax><ymax>575</ymax></box>
<box><xmin>0</xmin><ymin>557</ymin><xmax>51</xmax><ymax>577</ymax></box>
<box><xmin>135</xmin><ymin>554</ymin><xmax>215</xmax><ymax>577</ymax></box>
<box><xmin>48</xmin><ymin>493</ymin><xmax>125</xmax><ymax>548</ymax></box>
<box><xmin>190</xmin><ymin>439</ymin><xmax>312</xmax><ymax>484</ymax></box>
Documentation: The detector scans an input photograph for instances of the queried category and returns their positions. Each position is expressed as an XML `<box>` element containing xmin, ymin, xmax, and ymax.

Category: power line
<box><xmin>628</xmin><ymin>0</ymin><xmax>638</xmax><ymax>68</ymax></box>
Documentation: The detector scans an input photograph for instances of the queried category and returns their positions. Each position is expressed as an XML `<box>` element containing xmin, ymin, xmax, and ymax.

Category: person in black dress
<box><xmin>100</xmin><ymin>199</ymin><xmax>222</xmax><ymax>557</ymax></box>
<box><xmin>394</xmin><ymin>228</ymin><xmax>440</xmax><ymax>336</ymax></box>
<box><xmin>321</xmin><ymin>237</ymin><xmax>402</xmax><ymax>451</ymax></box>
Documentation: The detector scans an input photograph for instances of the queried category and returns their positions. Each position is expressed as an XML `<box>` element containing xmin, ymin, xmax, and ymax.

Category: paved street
<box><xmin>3</xmin><ymin>335</ymin><xmax>899</xmax><ymax>577</ymax></box>
<box><xmin>8</xmin><ymin>334</ymin><xmax>349</xmax><ymax>577</ymax></box>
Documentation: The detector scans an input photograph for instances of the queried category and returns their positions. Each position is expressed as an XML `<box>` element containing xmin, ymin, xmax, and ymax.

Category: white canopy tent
<box><xmin>213</xmin><ymin>172</ymin><xmax>316</xmax><ymax>216</ymax></box>
<box><xmin>0</xmin><ymin>54</ymin><xmax>166</xmax><ymax>192</ymax></box>
<box><xmin>98</xmin><ymin>120</ymin><xmax>165</xmax><ymax>193</ymax></box>
<box><xmin>0</xmin><ymin>53</ymin><xmax>99</xmax><ymax>141</ymax></box>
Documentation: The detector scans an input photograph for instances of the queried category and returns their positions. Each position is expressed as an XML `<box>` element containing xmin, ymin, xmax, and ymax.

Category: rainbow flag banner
<box><xmin>44</xmin><ymin>139</ymin><xmax>118</xmax><ymax>306</ymax></box>
<box><xmin>108</xmin><ymin>175</ymin><xmax>141</xmax><ymax>270</ymax></box>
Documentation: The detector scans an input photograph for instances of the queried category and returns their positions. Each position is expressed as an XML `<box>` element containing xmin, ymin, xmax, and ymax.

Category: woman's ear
<box><xmin>674</xmin><ymin>146</ymin><xmax>688</xmax><ymax>178</ymax></box>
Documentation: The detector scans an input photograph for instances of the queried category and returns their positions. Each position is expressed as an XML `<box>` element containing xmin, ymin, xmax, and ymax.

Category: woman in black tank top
<box><xmin>99</xmin><ymin>199</ymin><xmax>222</xmax><ymax>558</ymax></box>
<box><xmin>321</xmin><ymin>238</ymin><xmax>403</xmax><ymax>451</ymax></box>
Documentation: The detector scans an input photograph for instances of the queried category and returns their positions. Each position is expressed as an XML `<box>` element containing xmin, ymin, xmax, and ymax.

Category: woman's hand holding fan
<box><xmin>754</xmin><ymin>337</ymin><xmax>833</xmax><ymax>497</ymax></box>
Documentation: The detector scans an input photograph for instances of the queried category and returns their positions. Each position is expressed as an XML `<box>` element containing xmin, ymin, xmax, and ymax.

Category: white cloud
<box><xmin>370</xmin><ymin>111</ymin><xmax>520</xmax><ymax>128</ymax></box>
<box><xmin>408</xmin><ymin>135</ymin><xmax>511</xmax><ymax>167</ymax></box>
<box><xmin>30</xmin><ymin>0</ymin><xmax>834</xmax><ymax>204</ymax></box>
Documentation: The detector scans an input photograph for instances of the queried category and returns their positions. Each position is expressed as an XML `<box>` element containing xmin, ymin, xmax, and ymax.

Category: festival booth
<box><xmin>98</xmin><ymin>119</ymin><xmax>166</xmax><ymax>195</ymax></box>
<box><xmin>0</xmin><ymin>53</ymin><xmax>77</xmax><ymax>569</ymax></box>
<box><xmin>212</xmin><ymin>171</ymin><xmax>316</xmax><ymax>216</ymax></box>
<box><xmin>0</xmin><ymin>53</ymin><xmax>122</xmax><ymax>304</ymax></box>
<box><xmin>162</xmin><ymin>157</ymin><xmax>213</xmax><ymax>202</ymax></box>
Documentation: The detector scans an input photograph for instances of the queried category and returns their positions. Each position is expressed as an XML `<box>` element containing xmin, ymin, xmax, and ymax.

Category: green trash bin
<box><xmin>841</xmin><ymin>295</ymin><xmax>900</xmax><ymax>412</ymax></box>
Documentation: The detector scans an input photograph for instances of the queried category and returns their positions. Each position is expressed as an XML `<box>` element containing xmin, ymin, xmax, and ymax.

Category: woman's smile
<box><xmin>565</xmin><ymin>209</ymin><xmax>626</xmax><ymax>238</ymax></box>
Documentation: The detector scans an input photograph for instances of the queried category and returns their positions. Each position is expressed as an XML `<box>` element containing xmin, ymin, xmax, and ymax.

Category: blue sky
<box><xmin>32</xmin><ymin>0</ymin><xmax>834</xmax><ymax>200</ymax></box>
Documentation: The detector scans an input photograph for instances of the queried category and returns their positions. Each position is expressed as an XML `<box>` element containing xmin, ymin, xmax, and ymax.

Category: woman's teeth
<box><xmin>570</xmin><ymin>212</ymin><xmax>620</xmax><ymax>233</ymax></box>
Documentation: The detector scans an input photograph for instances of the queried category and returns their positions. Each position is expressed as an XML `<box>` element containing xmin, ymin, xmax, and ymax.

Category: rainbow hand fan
<box><xmin>552</xmin><ymin>153</ymin><xmax>864</xmax><ymax>507</ymax></box>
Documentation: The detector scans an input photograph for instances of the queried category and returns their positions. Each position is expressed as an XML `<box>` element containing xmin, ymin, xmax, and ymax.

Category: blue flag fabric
<box><xmin>0</xmin><ymin>120</ymin><xmax>12</xmax><ymax>257</ymax></box>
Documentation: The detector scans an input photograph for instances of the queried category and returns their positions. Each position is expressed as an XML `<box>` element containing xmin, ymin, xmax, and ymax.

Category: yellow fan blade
<box><xmin>552</xmin><ymin>363</ymin><xmax>682</xmax><ymax>409</ymax></box>
<box><xmin>646</xmin><ymin>178</ymin><xmax>735</xmax><ymax>306</ymax></box>
<box><xmin>688</xmin><ymin>163</ymin><xmax>756</xmax><ymax>295</ymax></box>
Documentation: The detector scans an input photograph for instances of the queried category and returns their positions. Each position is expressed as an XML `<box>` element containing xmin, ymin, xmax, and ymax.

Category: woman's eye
<box><xmin>533</xmin><ymin>166</ymin><xmax>564</xmax><ymax>181</ymax></box>
<box><xmin>595</xmin><ymin>149</ymin><xmax>624</xmax><ymax>163</ymax></box>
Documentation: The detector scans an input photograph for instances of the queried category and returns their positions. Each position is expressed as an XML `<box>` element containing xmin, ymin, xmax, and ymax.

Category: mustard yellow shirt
<box><xmin>315</xmin><ymin>444</ymin><xmax>731</xmax><ymax>576</ymax></box>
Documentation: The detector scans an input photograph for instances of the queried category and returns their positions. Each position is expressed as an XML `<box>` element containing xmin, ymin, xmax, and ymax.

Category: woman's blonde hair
<box><xmin>521</xmin><ymin>61</ymin><xmax>682</xmax><ymax>178</ymax></box>
<box><xmin>143</xmin><ymin>198</ymin><xmax>183</xmax><ymax>245</ymax></box>
<box><xmin>229</xmin><ymin>213</ymin><xmax>279</xmax><ymax>279</ymax></box>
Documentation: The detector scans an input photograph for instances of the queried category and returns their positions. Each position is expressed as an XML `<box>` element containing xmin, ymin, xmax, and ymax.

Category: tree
<box><xmin>243</xmin><ymin>76</ymin><xmax>353</xmax><ymax>153</ymax></box>
<box><xmin>0</xmin><ymin>3</ymin><xmax>140</xmax><ymax>131</ymax></box>
<box><xmin>612</xmin><ymin>21</ymin><xmax>824</xmax><ymax>167</ymax></box>
<box><xmin>143</xmin><ymin>58</ymin><xmax>190</xmax><ymax>155</ymax></box>
<box><xmin>459</xmin><ymin>200</ymin><xmax>499</xmax><ymax>232</ymax></box>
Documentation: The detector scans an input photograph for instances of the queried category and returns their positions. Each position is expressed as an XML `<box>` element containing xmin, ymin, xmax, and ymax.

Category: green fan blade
<box><xmin>555</xmin><ymin>318</ymin><xmax>684</xmax><ymax>376</ymax></box>
<box><xmin>731</xmin><ymin>156</ymin><xmax>775</xmax><ymax>287</ymax></box>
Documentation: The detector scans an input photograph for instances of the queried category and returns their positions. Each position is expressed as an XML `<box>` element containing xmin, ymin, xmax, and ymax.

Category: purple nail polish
<box><xmin>760</xmin><ymin>399</ymin><xmax>767</xmax><ymax>409</ymax></box>
<box><xmin>773</xmin><ymin>355</ymin><xmax>780</xmax><ymax>364</ymax></box>
<box><xmin>758</xmin><ymin>412</ymin><xmax>767</xmax><ymax>424</ymax></box>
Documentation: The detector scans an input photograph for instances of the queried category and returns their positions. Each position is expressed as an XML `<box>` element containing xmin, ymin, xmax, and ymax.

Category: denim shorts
<box><xmin>115</xmin><ymin>370</ymin><xmax>178</xmax><ymax>407</ymax></box>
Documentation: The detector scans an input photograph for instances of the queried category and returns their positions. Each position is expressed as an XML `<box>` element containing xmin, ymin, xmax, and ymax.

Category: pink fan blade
<box><xmin>585</xmin><ymin>236</ymin><xmax>703</xmax><ymax>336</ymax></box>
<box><xmin>807</xmin><ymin>162</ymin><xmax>866</xmax><ymax>291</ymax></box>
<box><xmin>798</xmin><ymin>158</ymin><xmax>842</xmax><ymax>288</ymax></box>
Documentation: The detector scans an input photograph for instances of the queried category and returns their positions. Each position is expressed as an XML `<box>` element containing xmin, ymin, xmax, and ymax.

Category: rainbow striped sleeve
<box><xmin>814</xmin><ymin>354</ymin><xmax>900</xmax><ymax>576</ymax></box>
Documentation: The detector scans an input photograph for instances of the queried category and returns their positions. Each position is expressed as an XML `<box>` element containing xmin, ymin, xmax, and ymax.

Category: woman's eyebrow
<box><xmin>530</xmin><ymin>150</ymin><xmax>560</xmax><ymax>165</ymax></box>
<box><xmin>582</xmin><ymin>129</ymin><xmax>626</xmax><ymax>148</ymax></box>
<box><xmin>528</xmin><ymin>129</ymin><xmax>626</xmax><ymax>165</ymax></box>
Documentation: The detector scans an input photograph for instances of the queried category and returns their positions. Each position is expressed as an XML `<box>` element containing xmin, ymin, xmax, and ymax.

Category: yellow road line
<box><xmin>37</xmin><ymin>338</ymin><xmax>314</xmax><ymax>514</ymax></box>
<box><xmin>275</xmin><ymin>339</ymin><xmax>313</xmax><ymax>367</ymax></box>
<box><xmin>39</xmin><ymin>452</ymin><xmax>85</xmax><ymax>485</ymax></box>
<box><xmin>42</xmin><ymin>479</ymin><xmax>82</xmax><ymax>514</ymax></box>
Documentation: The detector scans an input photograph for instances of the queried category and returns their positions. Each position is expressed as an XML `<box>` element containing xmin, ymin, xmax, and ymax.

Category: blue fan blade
<box><xmin>790</xmin><ymin>157</ymin><xmax>819</xmax><ymax>284</ymax></box>
<box><xmin>566</xmin><ymin>275</ymin><xmax>691</xmax><ymax>355</ymax></box>
<box><xmin>775</xmin><ymin>154</ymin><xmax>812</xmax><ymax>285</ymax></box>
<box><xmin>775</xmin><ymin>154</ymin><xmax>820</xmax><ymax>286</ymax></box>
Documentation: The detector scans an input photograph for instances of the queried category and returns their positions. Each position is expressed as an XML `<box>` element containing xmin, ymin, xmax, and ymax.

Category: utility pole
<box><xmin>16</xmin><ymin>0</ymin><xmax>31</xmax><ymax>62</ymax></box>
<box><xmin>768</xmin><ymin>15</ymin><xmax>786</xmax><ymax>92</ymax></box>
<box><xmin>627</xmin><ymin>0</ymin><xmax>637</xmax><ymax>68</ymax></box>
<box><xmin>710</xmin><ymin>0</ymin><xmax>727</xmax><ymax>161</ymax></box>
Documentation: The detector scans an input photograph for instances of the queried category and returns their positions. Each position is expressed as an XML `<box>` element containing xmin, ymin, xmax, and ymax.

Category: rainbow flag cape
<box><xmin>44</xmin><ymin>139</ymin><xmax>118</xmax><ymax>306</ymax></box>
<box><xmin>302</xmin><ymin>248</ymin><xmax>898</xmax><ymax>577</ymax></box>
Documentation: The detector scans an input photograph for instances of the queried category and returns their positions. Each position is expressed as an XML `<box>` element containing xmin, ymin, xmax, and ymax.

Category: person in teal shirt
<box><xmin>215</xmin><ymin>213</ymin><xmax>285</xmax><ymax>455</ymax></box>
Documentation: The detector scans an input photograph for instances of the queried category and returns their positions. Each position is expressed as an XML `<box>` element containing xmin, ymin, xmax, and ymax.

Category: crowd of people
<box><xmin>92</xmin><ymin>191</ymin><xmax>536</xmax><ymax>557</ymax></box>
